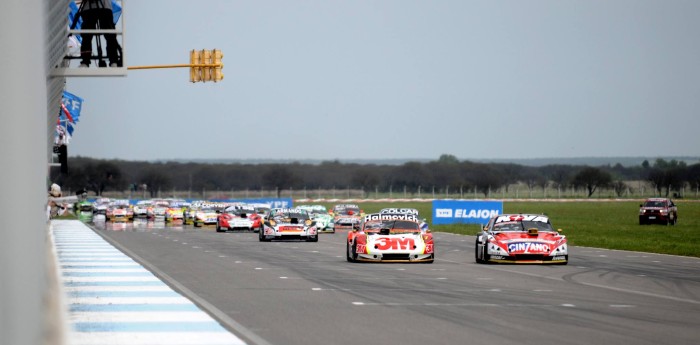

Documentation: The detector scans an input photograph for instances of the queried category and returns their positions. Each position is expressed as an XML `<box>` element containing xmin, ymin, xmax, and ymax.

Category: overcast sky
<box><xmin>66</xmin><ymin>0</ymin><xmax>700</xmax><ymax>162</ymax></box>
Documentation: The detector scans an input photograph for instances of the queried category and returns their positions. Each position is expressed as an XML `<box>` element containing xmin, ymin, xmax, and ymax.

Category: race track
<box><xmin>92</xmin><ymin>221</ymin><xmax>700</xmax><ymax>345</ymax></box>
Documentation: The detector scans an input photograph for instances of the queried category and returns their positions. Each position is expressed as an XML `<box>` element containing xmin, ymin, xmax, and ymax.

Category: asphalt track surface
<box><xmin>92</xmin><ymin>220</ymin><xmax>700</xmax><ymax>345</ymax></box>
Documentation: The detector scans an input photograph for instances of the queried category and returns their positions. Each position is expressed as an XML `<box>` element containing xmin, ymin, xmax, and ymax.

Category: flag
<box><xmin>112</xmin><ymin>1</ymin><xmax>122</xmax><ymax>24</ymax></box>
<box><xmin>61</xmin><ymin>91</ymin><xmax>83</xmax><ymax>123</ymax></box>
<box><xmin>60</xmin><ymin>103</ymin><xmax>75</xmax><ymax>124</ymax></box>
<box><xmin>68</xmin><ymin>1</ymin><xmax>83</xmax><ymax>43</ymax></box>
<box><xmin>68</xmin><ymin>0</ymin><xmax>122</xmax><ymax>43</ymax></box>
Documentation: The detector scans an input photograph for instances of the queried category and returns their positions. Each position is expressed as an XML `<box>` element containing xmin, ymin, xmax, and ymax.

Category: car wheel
<box><xmin>350</xmin><ymin>242</ymin><xmax>359</xmax><ymax>262</ymax></box>
<box><xmin>481</xmin><ymin>238</ymin><xmax>490</xmax><ymax>263</ymax></box>
<box><xmin>194</xmin><ymin>221</ymin><xmax>201</xmax><ymax>228</ymax></box>
<box><xmin>216</xmin><ymin>222</ymin><xmax>224</xmax><ymax>232</ymax></box>
<box><xmin>307</xmin><ymin>235</ymin><xmax>318</xmax><ymax>242</ymax></box>
<box><xmin>258</xmin><ymin>229</ymin><xmax>265</xmax><ymax>242</ymax></box>
<box><xmin>475</xmin><ymin>237</ymin><xmax>482</xmax><ymax>263</ymax></box>
<box><xmin>671</xmin><ymin>214</ymin><xmax>677</xmax><ymax>225</ymax></box>
<box><xmin>346</xmin><ymin>242</ymin><xmax>353</xmax><ymax>262</ymax></box>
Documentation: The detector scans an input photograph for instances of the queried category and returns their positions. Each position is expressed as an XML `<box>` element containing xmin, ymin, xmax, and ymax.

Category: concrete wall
<box><xmin>0</xmin><ymin>1</ymin><xmax>67</xmax><ymax>344</ymax></box>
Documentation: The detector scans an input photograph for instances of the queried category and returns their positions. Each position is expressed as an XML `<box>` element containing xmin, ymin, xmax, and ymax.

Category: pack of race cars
<box><xmin>80</xmin><ymin>198</ymin><xmax>571</xmax><ymax>265</ymax></box>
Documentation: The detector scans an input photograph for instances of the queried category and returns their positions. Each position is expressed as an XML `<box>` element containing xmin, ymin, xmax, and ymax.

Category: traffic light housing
<box><xmin>54</xmin><ymin>144</ymin><xmax>68</xmax><ymax>173</ymax></box>
<box><xmin>212</xmin><ymin>49</ymin><xmax>224</xmax><ymax>82</ymax></box>
<box><xmin>189</xmin><ymin>49</ymin><xmax>201</xmax><ymax>82</ymax></box>
<box><xmin>189</xmin><ymin>49</ymin><xmax>223</xmax><ymax>83</ymax></box>
<box><xmin>201</xmin><ymin>49</ymin><xmax>212</xmax><ymax>82</ymax></box>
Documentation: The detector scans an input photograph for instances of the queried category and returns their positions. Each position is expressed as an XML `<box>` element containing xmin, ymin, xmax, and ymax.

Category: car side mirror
<box><xmin>639</xmin><ymin>204</ymin><xmax>643</xmax><ymax>207</ymax></box>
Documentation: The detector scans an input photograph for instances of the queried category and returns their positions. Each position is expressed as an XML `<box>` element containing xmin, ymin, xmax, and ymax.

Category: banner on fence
<box><xmin>432</xmin><ymin>200</ymin><xmax>503</xmax><ymax>225</ymax></box>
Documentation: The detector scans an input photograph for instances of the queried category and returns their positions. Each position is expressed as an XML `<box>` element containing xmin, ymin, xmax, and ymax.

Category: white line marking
<box><xmin>67</xmin><ymin>297</ymin><xmax>194</xmax><ymax>305</ymax></box>
<box><xmin>69</xmin><ymin>332</ymin><xmax>246</xmax><ymax>345</ymax></box>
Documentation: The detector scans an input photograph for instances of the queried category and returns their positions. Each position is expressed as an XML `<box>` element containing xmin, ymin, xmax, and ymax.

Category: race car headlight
<box><xmin>488</xmin><ymin>244</ymin><xmax>508</xmax><ymax>255</ymax></box>
<box><xmin>551</xmin><ymin>243</ymin><xmax>568</xmax><ymax>255</ymax></box>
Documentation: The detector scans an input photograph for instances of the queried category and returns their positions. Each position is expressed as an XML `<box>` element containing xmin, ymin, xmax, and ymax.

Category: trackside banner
<box><xmin>432</xmin><ymin>200</ymin><xmax>503</xmax><ymax>225</ymax></box>
<box><xmin>207</xmin><ymin>198</ymin><xmax>293</xmax><ymax>208</ymax></box>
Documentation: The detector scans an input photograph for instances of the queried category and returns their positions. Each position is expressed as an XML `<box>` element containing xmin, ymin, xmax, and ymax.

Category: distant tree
<box><xmin>262</xmin><ymin>165</ymin><xmax>300</xmax><ymax>198</ymax></box>
<box><xmin>350</xmin><ymin>167</ymin><xmax>380</xmax><ymax>197</ymax></box>
<box><xmin>437</xmin><ymin>154</ymin><xmax>459</xmax><ymax>165</ymax></box>
<box><xmin>391</xmin><ymin>162</ymin><xmax>432</xmax><ymax>193</ymax></box>
<box><xmin>542</xmin><ymin>165</ymin><xmax>573</xmax><ymax>191</ymax></box>
<box><xmin>611</xmin><ymin>180</ymin><xmax>628</xmax><ymax>197</ymax></box>
<box><xmin>495</xmin><ymin>163</ymin><xmax>522</xmax><ymax>193</ymax></box>
<box><xmin>78</xmin><ymin>161</ymin><xmax>124</xmax><ymax>196</ymax></box>
<box><xmin>572</xmin><ymin>167</ymin><xmax>612</xmax><ymax>197</ymax></box>
<box><xmin>472</xmin><ymin>164</ymin><xmax>504</xmax><ymax>197</ymax></box>
<box><xmin>647</xmin><ymin>159</ymin><xmax>688</xmax><ymax>196</ymax></box>
<box><xmin>521</xmin><ymin>168</ymin><xmax>547</xmax><ymax>198</ymax></box>
<box><xmin>687</xmin><ymin>163</ymin><xmax>700</xmax><ymax>192</ymax></box>
<box><xmin>139</xmin><ymin>168</ymin><xmax>172</xmax><ymax>198</ymax></box>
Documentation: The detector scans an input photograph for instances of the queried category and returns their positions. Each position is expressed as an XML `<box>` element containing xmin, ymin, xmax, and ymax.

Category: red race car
<box><xmin>475</xmin><ymin>214</ymin><xmax>568</xmax><ymax>265</ymax></box>
<box><xmin>217</xmin><ymin>205</ymin><xmax>263</xmax><ymax>232</ymax></box>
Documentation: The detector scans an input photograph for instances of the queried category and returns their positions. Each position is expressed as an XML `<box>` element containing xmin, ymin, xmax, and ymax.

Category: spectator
<box><xmin>77</xmin><ymin>0</ymin><xmax>121</xmax><ymax>68</ymax></box>
<box><xmin>48</xmin><ymin>183</ymin><xmax>64</xmax><ymax>219</ymax></box>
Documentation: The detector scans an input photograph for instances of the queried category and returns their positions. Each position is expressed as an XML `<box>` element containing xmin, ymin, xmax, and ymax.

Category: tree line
<box><xmin>50</xmin><ymin>155</ymin><xmax>700</xmax><ymax>199</ymax></box>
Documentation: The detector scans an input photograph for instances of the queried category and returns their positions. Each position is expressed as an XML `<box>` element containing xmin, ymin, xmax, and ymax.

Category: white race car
<box><xmin>347</xmin><ymin>213</ymin><xmax>434</xmax><ymax>263</ymax></box>
<box><xmin>259</xmin><ymin>208</ymin><xmax>318</xmax><ymax>242</ymax></box>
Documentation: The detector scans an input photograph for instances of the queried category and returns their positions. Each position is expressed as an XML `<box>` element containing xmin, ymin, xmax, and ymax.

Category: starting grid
<box><xmin>51</xmin><ymin>220</ymin><xmax>246</xmax><ymax>345</ymax></box>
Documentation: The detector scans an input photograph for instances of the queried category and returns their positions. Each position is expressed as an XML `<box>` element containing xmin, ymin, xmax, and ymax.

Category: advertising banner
<box><xmin>206</xmin><ymin>198</ymin><xmax>293</xmax><ymax>209</ymax></box>
<box><xmin>432</xmin><ymin>200</ymin><xmax>503</xmax><ymax>225</ymax></box>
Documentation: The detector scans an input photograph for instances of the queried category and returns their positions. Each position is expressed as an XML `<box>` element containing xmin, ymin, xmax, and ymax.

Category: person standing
<box><xmin>77</xmin><ymin>0</ymin><xmax>121</xmax><ymax>67</ymax></box>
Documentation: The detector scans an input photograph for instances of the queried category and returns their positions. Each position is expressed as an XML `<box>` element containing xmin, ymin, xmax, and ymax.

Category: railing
<box><xmin>51</xmin><ymin>0</ymin><xmax>127</xmax><ymax>77</ymax></box>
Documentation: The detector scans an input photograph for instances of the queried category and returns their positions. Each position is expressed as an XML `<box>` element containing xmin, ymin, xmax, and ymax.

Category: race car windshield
<box><xmin>365</xmin><ymin>220</ymin><xmax>420</xmax><ymax>234</ymax></box>
<box><xmin>338</xmin><ymin>207</ymin><xmax>360</xmax><ymax>215</ymax></box>
<box><xmin>493</xmin><ymin>221</ymin><xmax>553</xmax><ymax>232</ymax></box>
<box><xmin>275</xmin><ymin>212</ymin><xmax>309</xmax><ymax>222</ymax></box>
<box><xmin>644</xmin><ymin>200</ymin><xmax>666</xmax><ymax>207</ymax></box>
<box><xmin>233</xmin><ymin>209</ymin><xmax>253</xmax><ymax>216</ymax></box>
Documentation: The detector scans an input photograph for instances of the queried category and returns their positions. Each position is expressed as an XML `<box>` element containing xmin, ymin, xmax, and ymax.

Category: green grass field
<box><xmin>309</xmin><ymin>201</ymin><xmax>700</xmax><ymax>258</ymax></box>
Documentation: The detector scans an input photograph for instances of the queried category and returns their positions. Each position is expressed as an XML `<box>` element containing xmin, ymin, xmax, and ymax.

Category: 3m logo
<box><xmin>375</xmin><ymin>237</ymin><xmax>415</xmax><ymax>251</ymax></box>
<box><xmin>436</xmin><ymin>209</ymin><xmax>452</xmax><ymax>218</ymax></box>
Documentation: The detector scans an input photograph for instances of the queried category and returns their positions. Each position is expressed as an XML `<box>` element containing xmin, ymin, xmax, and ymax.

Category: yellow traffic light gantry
<box><xmin>129</xmin><ymin>49</ymin><xmax>223</xmax><ymax>83</ymax></box>
<box><xmin>212</xmin><ymin>49</ymin><xmax>224</xmax><ymax>82</ymax></box>
<box><xmin>189</xmin><ymin>49</ymin><xmax>201</xmax><ymax>82</ymax></box>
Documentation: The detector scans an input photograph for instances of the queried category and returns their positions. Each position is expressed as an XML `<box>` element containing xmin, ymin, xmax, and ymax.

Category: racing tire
<box><xmin>348</xmin><ymin>242</ymin><xmax>358</xmax><ymax>262</ymax></box>
<box><xmin>194</xmin><ymin>221</ymin><xmax>201</xmax><ymax>228</ymax></box>
<box><xmin>346</xmin><ymin>243</ymin><xmax>354</xmax><ymax>262</ymax></box>
<box><xmin>216</xmin><ymin>222</ymin><xmax>224</xmax><ymax>232</ymax></box>
<box><xmin>475</xmin><ymin>237</ymin><xmax>482</xmax><ymax>263</ymax></box>
<box><xmin>480</xmin><ymin>238</ymin><xmax>490</xmax><ymax>264</ymax></box>
<box><xmin>671</xmin><ymin>214</ymin><xmax>677</xmax><ymax>226</ymax></box>
<box><xmin>307</xmin><ymin>235</ymin><xmax>319</xmax><ymax>242</ymax></box>
<box><xmin>258</xmin><ymin>229</ymin><xmax>271</xmax><ymax>242</ymax></box>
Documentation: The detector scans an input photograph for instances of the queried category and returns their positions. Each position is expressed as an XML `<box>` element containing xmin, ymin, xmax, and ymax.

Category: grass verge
<box><xmin>307</xmin><ymin>200</ymin><xmax>700</xmax><ymax>258</ymax></box>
